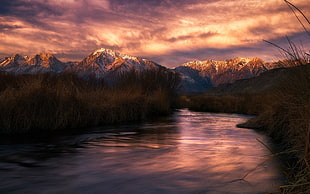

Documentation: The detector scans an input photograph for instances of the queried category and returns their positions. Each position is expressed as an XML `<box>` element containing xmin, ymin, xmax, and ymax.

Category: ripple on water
<box><xmin>0</xmin><ymin>109</ymin><xmax>284</xmax><ymax>194</ymax></box>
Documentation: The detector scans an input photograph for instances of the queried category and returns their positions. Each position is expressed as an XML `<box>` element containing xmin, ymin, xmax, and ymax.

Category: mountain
<box><xmin>0</xmin><ymin>53</ymin><xmax>69</xmax><ymax>73</ymax></box>
<box><xmin>174</xmin><ymin>66</ymin><xmax>212</xmax><ymax>93</ymax></box>
<box><xmin>0</xmin><ymin>54</ymin><xmax>28</xmax><ymax>67</ymax></box>
<box><xmin>174</xmin><ymin>57</ymin><xmax>294</xmax><ymax>92</ymax></box>
<box><xmin>70</xmin><ymin>48</ymin><xmax>164</xmax><ymax>79</ymax></box>
<box><xmin>0</xmin><ymin>49</ymin><xmax>165</xmax><ymax>79</ymax></box>
<box><xmin>0</xmin><ymin>54</ymin><xmax>28</xmax><ymax>71</ymax></box>
<box><xmin>204</xmin><ymin>63</ymin><xmax>310</xmax><ymax>95</ymax></box>
<box><xmin>0</xmin><ymin>49</ymin><xmax>301</xmax><ymax>93</ymax></box>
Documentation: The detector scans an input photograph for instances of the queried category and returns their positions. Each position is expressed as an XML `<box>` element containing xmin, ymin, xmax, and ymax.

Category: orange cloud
<box><xmin>0</xmin><ymin>0</ymin><xmax>309</xmax><ymax>66</ymax></box>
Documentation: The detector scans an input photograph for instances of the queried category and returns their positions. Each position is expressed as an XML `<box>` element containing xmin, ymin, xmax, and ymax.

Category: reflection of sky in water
<box><xmin>0</xmin><ymin>109</ymin><xmax>283</xmax><ymax>193</ymax></box>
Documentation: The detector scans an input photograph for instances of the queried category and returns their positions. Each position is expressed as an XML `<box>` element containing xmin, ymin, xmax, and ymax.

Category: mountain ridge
<box><xmin>175</xmin><ymin>57</ymin><xmax>298</xmax><ymax>92</ymax></box>
<box><xmin>72</xmin><ymin>48</ymin><xmax>164</xmax><ymax>79</ymax></box>
<box><xmin>0</xmin><ymin>48</ymin><xmax>300</xmax><ymax>92</ymax></box>
<box><xmin>204</xmin><ymin>63</ymin><xmax>310</xmax><ymax>95</ymax></box>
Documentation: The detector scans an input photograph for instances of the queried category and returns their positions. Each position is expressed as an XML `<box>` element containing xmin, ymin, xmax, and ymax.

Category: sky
<box><xmin>0</xmin><ymin>0</ymin><xmax>309</xmax><ymax>67</ymax></box>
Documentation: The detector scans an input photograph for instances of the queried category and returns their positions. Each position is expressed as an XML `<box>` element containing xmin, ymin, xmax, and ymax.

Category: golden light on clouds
<box><xmin>0</xmin><ymin>0</ymin><xmax>309</xmax><ymax>66</ymax></box>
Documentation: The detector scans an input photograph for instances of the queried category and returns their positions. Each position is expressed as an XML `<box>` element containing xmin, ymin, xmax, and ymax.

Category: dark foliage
<box><xmin>0</xmin><ymin>70</ymin><xmax>180</xmax><ymax>134</ymax></box>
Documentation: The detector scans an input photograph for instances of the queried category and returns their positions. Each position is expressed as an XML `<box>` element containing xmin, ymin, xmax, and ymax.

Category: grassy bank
<box><xmin>0</xmin><ymin>69</ymin><xmax>180</xmax><ymax>135</ymax></box>
<box><xmin>180</xmin><ymin>92</ymin><xmax>275</xmax><ymax>115</ymax></box>
<box><xmin>181</xmin><ymin>64</ymin><xmax>310</xmax><ymax>193</ymax></box>
<box><xmin>240</xmin><ymin>64</ymin><xmax>310</xmax><ymax>193</ymax></box>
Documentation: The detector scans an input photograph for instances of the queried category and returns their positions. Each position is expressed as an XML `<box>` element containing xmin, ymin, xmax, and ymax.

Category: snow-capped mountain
<box><xmin>205</xmin><ymin>63</ymin><xmax>310</xmax><ymax>95</ymax></box>
<box><xmin>0</xmin><ymin>53</ymin><xmax>68</xmax><ymax>73</ymax></box>
<box><xmin>0</xmin><ymin>54</ymin><xmax>28</xmax><ymax>68</ymax></box>
<box><xmin>0</xmin><ymin>48</ymin><xmax>299</xmax><ymax>93</ymax></box>
<box><xmin>0</xmin><ymin>49</ymin><xmax>164</xmax><ymax>78</ymax></box>
<box><xmin>174</xmin><ymin>57</ymin><xmax>291</xmax><ymax>92</ymax></box>
<box><xmin>71</xmin><ymin>48</ymin><xmax>164</xmax><ymax>79</ymax></box>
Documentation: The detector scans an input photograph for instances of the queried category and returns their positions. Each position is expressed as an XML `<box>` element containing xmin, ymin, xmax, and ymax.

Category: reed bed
<box><xmin>0</xmin><ymin>69</ymin><xmax>180</xmax><ymax>134</ymax></box>
<box><xmin>240</xmin><ymin>64</ymin><xmax>310</xmax><ymax>193</ymax></box>
<box><xmin>180</xmin><ymin>92</ymin><xmax>275</xmax><ymax>115</ymax></box>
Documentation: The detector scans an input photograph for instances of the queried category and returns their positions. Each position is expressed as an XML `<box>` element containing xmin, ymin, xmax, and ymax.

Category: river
<box><xmin>0</xmin><ymin>109</ymin><xmax>284</xmax><ymax>193</ymax></box>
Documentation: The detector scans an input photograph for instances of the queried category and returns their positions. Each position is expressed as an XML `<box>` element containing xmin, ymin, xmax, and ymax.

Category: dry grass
<box><xmin>0</xmin><ymin>69</ymin><xmax>180</xmax><ymax>134</ymax></box>
<box><xmin>241</xmin><ymin>65</ymin><xmax>310</xmax><ymax>193</ymax></box>
<box><xmin>260</xmin><ymin>4</ymin><xmax>310</xmax><ymax>191</ymax></box>
<box><xmin>180</xmin><ymin>93</ymin><xmax>275</xmax><ymax>115</ymax></box>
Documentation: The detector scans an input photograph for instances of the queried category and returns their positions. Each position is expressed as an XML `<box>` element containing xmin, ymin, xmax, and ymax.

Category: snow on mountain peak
<box><xmin>38</xmin><ymin>53</ymin><xmax>55</xmax><ymax>59</ymax></box>
<box><xmin>93</xmin><ymin>48</ymin><xmax>110</xmax><ymax>55</ymax></box>
<box><xmin>92</xmin><ymin>48</ymin><xmax>121</xmax><ymax>57</ymax></box>
<box><xmin>26</xmin><ymin>53</ymin><xmax>61</xmax><ymax>67</ymax></box>
<box><xmin>71</xmin><ymin>48</ymin><xmax>164</xmax><ymax>79</ymax></box>
<box><xmin>91</xmin><ymin>48</ymin><xmax>139</xmax><ymax>61</ymax></box>
<box><xmin>233</xmin><ymin>57</ymin><xmax>251</xmax><ymax>63</ymax></box>
<box><xmin>0</xmin><ymin>53</ymin><xmax>69</xmax><ymax>73</ymax></box>
<box><xmin>0</xmin><ymin>54</ymin><xmax>27</xmax><ymax>67</ymax></box>
<box><xmin>182</xmin><ymin>57</ymin><xmax>262</xmax><ymax>72</ymax></box>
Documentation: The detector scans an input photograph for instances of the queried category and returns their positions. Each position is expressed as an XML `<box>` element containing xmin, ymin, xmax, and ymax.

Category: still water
<box><xmin>0</xmin><ymin>109</ymin><xmax>283</xmax><ymax>193</ymax></box>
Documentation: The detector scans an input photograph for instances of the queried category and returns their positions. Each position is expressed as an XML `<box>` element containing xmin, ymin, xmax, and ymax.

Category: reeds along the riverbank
<box><xmin>244</xmin><ymin>0</ymin><xmax>310</xmax><ymax>191</ymax></box>
<box><xmin>0</xmin><ymin>69</ymin><xmax>181</xmax><ymax>134</ymax></box>
<box><xmin>180</xmin><ymin>93</ymin><xmax>275</xmax><ymax>115</ymax></box>
<box><xmin>240</xmin><ymin>64</ymin><xmax>310</xmax><ymax>193</ymax></box>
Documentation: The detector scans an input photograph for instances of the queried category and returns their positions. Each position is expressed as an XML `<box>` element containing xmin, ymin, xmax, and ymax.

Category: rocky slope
<box><xmin>70</xmin><ymin>48</ymin><xmax>164</xmax><ymax>79</ymax></box>
<box><xmin>174</xmin><ymin>57</ymin><xmax>295</xmax><ymax>92</ymax></box>
<box><xmin>174</xmin><ymin>66</ymin><xmax>212</xmax><ymax>93</ymax></box>
<box><xmin>0</xmin><ymin>53</ymin><xmax>69</xmax><ymax>73</ymax></box>
<box><xmin>204</xmin><ymin>63</ymin><xmax>310</xmax><ymax>95</ymax></box>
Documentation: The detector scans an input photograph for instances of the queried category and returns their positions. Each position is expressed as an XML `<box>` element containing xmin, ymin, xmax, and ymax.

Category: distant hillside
<box><xmin>174</xmin><ymin>66</ymin><xmax>212</xmax><ymax>93</ymax></box>
<box><xmin>174</xmin><ymin>57</ymin><xmax>298</xmax><ymax>93</ymax></box>
<box><xmin>205</xmin><ymin>63</ymin><xmax>310</xmax><ymax>95</ymax></box>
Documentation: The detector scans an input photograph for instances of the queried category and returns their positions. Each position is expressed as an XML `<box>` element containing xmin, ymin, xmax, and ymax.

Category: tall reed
<box><xmin>240</xmin><ymin>64</ymin><xmax>310</xmax><ymax>193</ymax></box>
<box><xmin>0</xmin><ymin>69</ymin><xmax>180</xmax><ymax>134</ymax></box>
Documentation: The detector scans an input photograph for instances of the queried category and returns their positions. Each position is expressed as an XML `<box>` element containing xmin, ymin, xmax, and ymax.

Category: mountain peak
<box><xmin>91</xmin><ymin>48</ymin><xmax>140</xmax><ymax>61</ymax></box>
<box><xmin>0</xmin><ymin>54</ymin><xmax>27</xmax><ymax>67</ymax></box>
<box><xmin>232</xmin><ymin>57</ymin><xmax>252</xmax><ymax>63</ymax></box>
<box><xmin>73</xmin><ymin>48</ymin><xmax>163</xmax><ymax>79</ymax></box>
<box><xmin>92</xmin><ymin>48</ymin><xmax>117</xmax><ymax>56</ymax></box>
<box><xmin>36</xmin><ymin>53</ymin><xmax>56</xmax><ymax>59</ymax></box>
<box><xmin>178</xmin><ymin>57</ymin><xmax>275</xmax><ymax>88</ymax></box>
<box><xmin>27</xmin><ymin>53</ymin><xmax>61</xmax><ymax>67</ymax></box>
<box><xmin>0</xmin><ymin>53</ymin><xmax>67</xmax><ymax>73</ymax></box>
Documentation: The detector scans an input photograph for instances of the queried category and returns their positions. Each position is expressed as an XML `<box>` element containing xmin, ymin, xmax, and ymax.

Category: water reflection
<box><xmin>0</xmin><ymin>109</ymin><xmax>283</xmax><ymax>193</ymax></box>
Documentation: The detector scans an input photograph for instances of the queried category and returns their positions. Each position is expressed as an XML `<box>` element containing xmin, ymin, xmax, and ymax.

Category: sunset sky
<box><xmin>0</xmin><ymin>0</ymin><xmax>309</xmax><ymax>67</ymax></box>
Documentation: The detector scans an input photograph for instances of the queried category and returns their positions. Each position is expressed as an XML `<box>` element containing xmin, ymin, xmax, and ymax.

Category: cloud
<box><xmin>166</xmin><ymin>32</ymin><xmax>217</xmax><ymax>43</ymax></box>
<box><xmin>0</xmin><ymin>0</ymin><xmax>309</xmax><ymax>67</ymax></box>
<box><xmin>0</xmin><ymin>24</ymin><xmax>23</xmax><ymax>31</ymax></box>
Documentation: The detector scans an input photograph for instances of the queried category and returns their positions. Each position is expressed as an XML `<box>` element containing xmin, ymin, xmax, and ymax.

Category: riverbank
<box><xmin>0</xmin><ymin>110</ymin><xmax>283</xmax><ymax>193</ymax></box>
<box><xmin>0</xmin><ymin>69</ymin><xmax>180</xmax><ymax>135</ymax></box>
<box><xmin>181</xmin><ymin>64</ymin><xmax>310</xmax><ymax>193</ymax></box>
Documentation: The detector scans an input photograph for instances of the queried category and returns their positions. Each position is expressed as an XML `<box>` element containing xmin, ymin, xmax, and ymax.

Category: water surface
<box><xmin>0</xmin><ymin>109</ymin><xmax>283</xmax><ymax>193</ymax></box>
